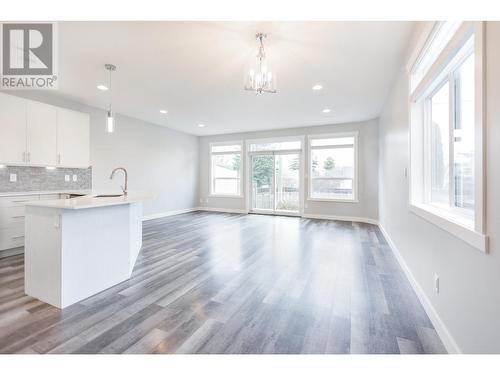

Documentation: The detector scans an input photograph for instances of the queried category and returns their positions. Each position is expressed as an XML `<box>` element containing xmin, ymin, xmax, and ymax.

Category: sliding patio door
<box><xmin>249</xmin><ymin>147</ymin><xmax>302</xmax><ymax>216</ymax></box>
<box><xmin>251</xmin><ymin>154</ymin><xmax>275</xmax><ymax>212</ymax></box>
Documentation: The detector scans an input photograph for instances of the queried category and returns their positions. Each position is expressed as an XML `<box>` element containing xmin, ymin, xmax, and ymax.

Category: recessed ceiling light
<box><xmin>312</xmin><ymin>84</ymin><xmax>323</xmax><ymax>91</ymax></box>
<box><xmin>322</xmin><ymin>108</ymin><xmax>331</xmax><ymax>113</ymax></box>
<box><xmin>160</xmin><ymin>110</ymin><xmax>167</xmax><ymax>114</ymax></box>
<box><xmin>97</xmin><ymin>84</ymin><xmax>109</xmax><ymax>91</ymax></box>
<box><xmin>197</xmin><ymin>124</ymin><xmax>206</xmax><ymax>128</ymax></box>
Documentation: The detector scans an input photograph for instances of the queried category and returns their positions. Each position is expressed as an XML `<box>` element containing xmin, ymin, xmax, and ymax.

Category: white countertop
<box><xmin>24</xmin><ymin>191</ymin><xmax>151</xmax><ymax>210</ymax></box>
<box><xmin>0</xmin><ymin>189</ymin><xmax>92</xmax><ymax>197</ymax></box>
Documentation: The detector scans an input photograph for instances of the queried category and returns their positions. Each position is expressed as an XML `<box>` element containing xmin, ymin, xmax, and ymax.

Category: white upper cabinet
<box><xmin>56</xmin><ymin>108</ymin><xmax>90</xmax><ymax>168</ymax></box>
<box><xmin>26</xmin><ymin>100</ymin><xmax>57</xmax><ymax>166</ymax></box>
<box><xmin>0</xmin><ymin>93</ymin><xmax>90</xmax><ymax>168</ymax></box>
<box><xmin>0</xmin><ymin>93</ymin><xmax>27</xmax><ymax>165</ymax></box>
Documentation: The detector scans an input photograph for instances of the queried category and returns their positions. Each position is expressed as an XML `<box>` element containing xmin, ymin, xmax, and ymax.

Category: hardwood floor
<box><xmin>0</xmin><ymin>211</ymin><xmax>446</xmax><ymax>354</ymax></box>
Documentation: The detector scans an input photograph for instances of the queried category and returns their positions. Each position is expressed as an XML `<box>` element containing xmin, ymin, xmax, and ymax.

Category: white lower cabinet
<box><xmin>0</xmin><ymin>227</ymin><xmax>25</xmax><ymax>252</ymax></box>
<box><xmin>0</xmin><ymin>195</ymin><xmax>33</xmax><ymax>252</ymax></box>
<box><xmin>0</xmin><ymin>194</ymin><xmax>63</xmax><ymax>254</ymax></box>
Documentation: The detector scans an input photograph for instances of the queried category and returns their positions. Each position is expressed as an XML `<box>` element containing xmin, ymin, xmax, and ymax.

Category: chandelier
<box><xmin>244</xmin><ymin>33</ymin><xmax>277</xmax><ymax>94</ymax></box>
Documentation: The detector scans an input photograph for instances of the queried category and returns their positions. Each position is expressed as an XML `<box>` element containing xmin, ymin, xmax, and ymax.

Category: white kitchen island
<box><xmin>24</xmin><ymin>193</ymin><xmax>149</xmax><ymax>308</ymax></box>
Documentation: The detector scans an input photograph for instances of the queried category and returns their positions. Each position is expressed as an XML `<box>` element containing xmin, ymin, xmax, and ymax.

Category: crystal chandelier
<box><xmin>244</xmin><ymin>33</ymin><xmax>277</xmax><ymax>94</ymax></box>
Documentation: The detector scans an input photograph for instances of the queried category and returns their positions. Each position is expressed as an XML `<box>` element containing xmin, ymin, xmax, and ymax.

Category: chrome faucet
<box><xmin>110</xmin><ymin>167</ymin><xmax>128</xmax><ymax>196</ymax></box>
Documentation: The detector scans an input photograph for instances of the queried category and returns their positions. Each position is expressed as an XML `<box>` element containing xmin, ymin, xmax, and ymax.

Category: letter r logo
<box><xmin>2</xmin><ymin>23</ymin><xmax>53</xmax><ymax>75</ymax></box>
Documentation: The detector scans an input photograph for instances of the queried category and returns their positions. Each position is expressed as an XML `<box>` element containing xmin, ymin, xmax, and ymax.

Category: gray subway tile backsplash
<box><xmin>0</xmin><ymin>166</ymin><xmax>92</xmax><ymax>193</ymax></box>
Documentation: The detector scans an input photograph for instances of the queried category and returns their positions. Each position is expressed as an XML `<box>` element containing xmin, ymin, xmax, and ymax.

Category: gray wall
<box><xmin>6</xmin><ymin>92</ymin><xmax>199</xmax><ymax>217</ymax></box>
<box><xmin>198</xmin><ymin>120</ymin><xmax>378</xmax><ymax>221</ymax></box>
<box><xmin>378</xmin><ymin>21</ymin><xmax>500</xmax><ymax>353</ymax></box>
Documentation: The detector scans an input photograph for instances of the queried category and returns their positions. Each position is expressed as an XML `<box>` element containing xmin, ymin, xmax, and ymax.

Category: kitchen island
<box><xmin>24</xmin><ymin>192</ymin><xmax>149</xmax><ymax>308</ymax></box>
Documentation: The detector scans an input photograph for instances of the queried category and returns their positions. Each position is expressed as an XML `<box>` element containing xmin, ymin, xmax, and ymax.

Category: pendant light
<box><xmin>104</xmin><ymin>63</ymin><xmax>117</xmax><ymax>133</ymax></box>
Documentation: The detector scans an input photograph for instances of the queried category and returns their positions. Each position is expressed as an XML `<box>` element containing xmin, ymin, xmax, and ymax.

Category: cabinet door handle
<box><xmin>12</xmin><ymin>200</ymin><xmax>29</xmax><ymax>203</ymax></box>
<box><xmin>22</xmin><ymin>151</ymin><xmax>26</xmax><ymax>162</ymax></box>
<box><xmin>11</xmin><ymin>235</ymin><xmax>24</xmax><ymax>240</ymax></box>
<box><xmin>27</xmin><ymin>152</ymin><xmax>30</xmax><ymax>162</ymax></box>
<box><xmin>12</xmin><ymin>215</ymin><xmax>25</xmax><ymax>219</ymax></box>
<box><xmin>57</xmin><ymin>154</ymin><xmax>61</xmax><ymax>164</ymax></box>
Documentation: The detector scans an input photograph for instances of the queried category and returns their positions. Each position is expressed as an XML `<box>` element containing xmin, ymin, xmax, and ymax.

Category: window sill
<box><xmin>307</xmin><ymin>197</ymin><xmax>359</xmax><ymax>203</ymax></box>
<box><xmin>409</xmin><ymin>202</ymin><xmax>488</xmax><ymax>253</ymax></box>
<box><xmin>208</xmin><ymin>194</ymin><xmax>244</xmax><ymax>199</ymax></box>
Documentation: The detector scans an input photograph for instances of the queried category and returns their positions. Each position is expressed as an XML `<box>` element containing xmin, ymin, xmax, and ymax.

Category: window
<box><xmin>210</xmin><ymin>142</ymin><xmax>242</xmax><ymax>196</ymax></box>
<box><xmin>410</xmin><ymin>21</ymin><xmax>462</xmax><ymax>93</ymax></box>
<box><xmin>308</xmin><ymin>133</ymin><xmax>357</xmax><ymax>201</ymax></box>
<box><xmin>409</xmin><ymin>22</ymin><xmax>486</xmax><ymax>252</ymax></box>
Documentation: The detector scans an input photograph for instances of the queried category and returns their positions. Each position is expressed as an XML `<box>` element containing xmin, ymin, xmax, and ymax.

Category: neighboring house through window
<box><xmin>308</xmin><ymin>132</ymin><xmax>358</xmax><ymax>202</ymax></box>
<box><xmin>210</xmin><ymin>142</ymin><xmax>242</xmax><ymax>196</ymax></box>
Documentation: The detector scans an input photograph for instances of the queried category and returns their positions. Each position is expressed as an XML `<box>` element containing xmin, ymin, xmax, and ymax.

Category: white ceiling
<box><xmin>54</xmin><ymin>21</ymin><xmax>414</xmax><ymax>135</ymax></box>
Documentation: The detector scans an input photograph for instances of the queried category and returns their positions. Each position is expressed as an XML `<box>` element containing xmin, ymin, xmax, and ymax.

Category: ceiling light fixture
<box><xmin>97</xmin><ymin>84</ymin><xmax>109</xmax><ymax>91</ymax></box>
<box><xmin>312</xmin><ymin>84</ymin><xmax>323</xmax><ymax>91</ymax></box>
<box><xmin>244</xmin><ymin>33</ymin><xmax>276</xmax><ymax>95</ymax></box>
<box><xmin>104</xmin><ymin>64</ymin><xmax>117</xmax><ymax>133</ymax></box>
<box><xmin>322</xmin><ymin>108</ymin><xmax>331</xmax><ymax>113</ymax></box>
<box><xmin>197</xmin><ymin>124</ymin><xmax>206</xmax><ymax>128</ymax></box>
<box><xmin>160</xmin><ymin>110</ymin><xmax>167</xmax><ymax>114</ymax></box>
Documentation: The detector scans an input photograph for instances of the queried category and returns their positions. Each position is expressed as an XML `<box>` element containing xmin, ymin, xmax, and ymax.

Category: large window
<box><xmin>210</xmin><ymin>142</ymin><xmax>242</xmax><ymax>196</ymax></box>
<box><xmin>409</xmin><ymin>22</ymin><xmax>486</xmax><ymax>252</ymax></box>
<box><xmin>308</xmin><ymin>133</ymin><xmax>357</xmax><ymax>201</ymax></box>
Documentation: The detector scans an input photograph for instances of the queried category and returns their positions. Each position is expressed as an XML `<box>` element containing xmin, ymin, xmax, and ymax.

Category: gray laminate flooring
<box><xmin>0</xmin><ymin>212</ymin><xmax>446</xmax><ymax>354</ymax></box>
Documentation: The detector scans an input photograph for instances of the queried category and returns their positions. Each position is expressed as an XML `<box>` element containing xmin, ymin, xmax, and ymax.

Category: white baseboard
<box><xmin>378</xmin><ymin>224</ymin><xmax>461</xmax><ymax>354</ymax></box>
<box><xmin>302</xmin><ymin>213</ymin><xmax>379</xmax><ymax>225</ymax></box>
<box><xmin>142</xmin><ymin>207</ymin><xmax>198</xmax><ymax>221</ymax></box>
<box><xmin>194</xmin><ymin>208</ymin><xmax>378</xmax><ymax>224</ymax></box>
<box><xmin>196</xmin><ymin>206</ymin><xmax>248</xmax><ymax>214</ymax></box>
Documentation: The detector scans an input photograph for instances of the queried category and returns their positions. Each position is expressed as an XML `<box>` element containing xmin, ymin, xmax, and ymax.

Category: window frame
<box><xmin>209</xmin><ymin>140</ymin><xmax>243</xmax><ymax>198</ymax></box>
<box><xmin>307</xmin><ymin>131</ymin><xmax>359</xmax><ymax>203</ymax></box>
<box><xmin>408</xmin><ymin>21</ymin><xmax>487</xmax><ymax>252</ymax></box>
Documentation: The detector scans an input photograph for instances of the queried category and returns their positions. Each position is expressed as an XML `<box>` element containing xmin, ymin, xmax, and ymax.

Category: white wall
<box><xmin>7</xmin><ymin>92</ymin><xmax>199</xmax><ymax>217</ymax></box>
<box><xmin>379</xmin><ymin>21</ymin><xmax>500</xmax><ymax>353</ymax></box>
<box><xmin>198</xmin><ymin>120</ymin><xmax>378</xmax><ymax>221</ymax></box>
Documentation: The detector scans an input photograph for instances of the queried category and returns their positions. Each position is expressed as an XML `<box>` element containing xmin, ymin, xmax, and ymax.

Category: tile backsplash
<box><xmin>0</xmin><ymin>166</ymin><xmax>92</xmax><ymax>193</ymax></box>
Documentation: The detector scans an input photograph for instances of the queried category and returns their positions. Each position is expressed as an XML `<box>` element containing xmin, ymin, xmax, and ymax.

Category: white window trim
<box><xmin>307</xmin><ymin>131</ymin><xmax>359</xmax><ymax>203</ymax></box>
<box><xmin>408</xmin><ymin>21</ymin><xmax>487</xmax><ymax>253</ymax></box>
<box><xmin>209</xmin><ymin>140</ymin><xmax>243</xmax><ymax>198</ymax></box>
<box><xmin>246</xmin><ymin>135</ymin><xmax>303</xmax><ymax>153</ymax></box>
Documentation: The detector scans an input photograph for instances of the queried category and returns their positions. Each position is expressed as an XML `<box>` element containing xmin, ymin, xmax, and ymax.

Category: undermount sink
<box><xmin>94</xmin><ymin>194</ymin><xmax>123</xmax><ymax>198</ymax></box>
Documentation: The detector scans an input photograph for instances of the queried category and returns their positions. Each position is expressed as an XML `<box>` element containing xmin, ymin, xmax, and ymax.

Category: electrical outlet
<box><xmin>404</xmin><ymin>167</ymin><xmax>408</xmax><ymax>179</ymax></box>
<box><xmin>434</xmin><ymin>274</ymin><xmax>440</xmax><ymax>294</ymax></box>
<box><xmin>9</xmin><ymin>173</ymin><xmax>17</xmax><ymax>182</ymax></box>
<box><xmin>199</xmin><ymin>198</ymin><xmax>203</xmax><ymax>204</ymax></box>
<box><xmin>65</xmin><ymin>175</ymin><xmax>70</xmax><ymax>182</ymax></box>
<box><xmin>72</xmin><ymin>174</ymin><xmax>77</xmax><ymax>182</ymax></box>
